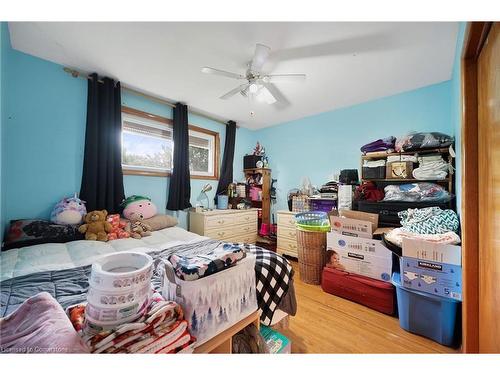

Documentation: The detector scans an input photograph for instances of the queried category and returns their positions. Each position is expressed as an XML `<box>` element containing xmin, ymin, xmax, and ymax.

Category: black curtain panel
<box><xmin>167</xmin><ymin>103</ymin><xmax>192</xmax><ymax>211</ymax></box>
<box><xmin>215</xmin><ymin>120</ymin><xmax>237</xmax><ymax>200</ymax></box>
<box><xmin>80</xmin><ymin>73</ymin><xmax>125</xmax><ymax>213</ymax></box>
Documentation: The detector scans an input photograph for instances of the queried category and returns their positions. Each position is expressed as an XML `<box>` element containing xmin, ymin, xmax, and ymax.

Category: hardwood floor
<box><xmin>279</xmin><ymin>261</ymin><xmax>460</xmax><ymax>353</ymax></box>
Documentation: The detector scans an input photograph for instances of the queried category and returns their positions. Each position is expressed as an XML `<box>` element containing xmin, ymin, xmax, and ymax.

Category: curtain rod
<box><xmin>63</xmin><ymin>67</ymin><xmax>233</xmax><ymax>127</ymax></box>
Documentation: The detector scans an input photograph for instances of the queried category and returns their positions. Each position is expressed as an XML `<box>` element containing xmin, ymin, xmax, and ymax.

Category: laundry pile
<box><xmin>67</xmin><ymin>291</ymin><xmax>196</xmax><ymax>354</ymax></box>
<box><xmin>385</xmin><ymin>207</ymin><xmax>460</xmax><ymax>248</ymax></box>
<box><xmin>412</xmin><ymin>154</ymin><xmax>450</xmax><ymax>180</ymax></box>
<box><xmin>382</xmin><ymin>183</ymin><xmax>452</xmax><ymax>202</ymax></box>
<box><xmin>360</xmin><ymin>136</ymin><xmax>396</xmax><ymax>153</ymax></box>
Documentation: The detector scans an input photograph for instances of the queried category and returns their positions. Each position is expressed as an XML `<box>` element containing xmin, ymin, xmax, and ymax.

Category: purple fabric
<box><xmin>360</xmin><ymin>136</ymin><xmax>396</xmax><ymax>153</ymax></box>
<box><xmin>0</xmin><ymin>292</ymin><xmax>89</xmax><ymax>354</ymax></box>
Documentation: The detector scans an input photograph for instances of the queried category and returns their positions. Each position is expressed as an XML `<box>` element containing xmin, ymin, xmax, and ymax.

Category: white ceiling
<box><xmin>8</xmin><ymin>22</ymin><xmax>458</xmax><ymax>130</ymax></box>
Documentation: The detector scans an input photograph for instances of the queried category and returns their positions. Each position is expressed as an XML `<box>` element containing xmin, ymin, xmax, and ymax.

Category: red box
<box><xmin>321</xmin><ymin>267</ymin><xmax>395</xmax><ymax>315</ymax></box>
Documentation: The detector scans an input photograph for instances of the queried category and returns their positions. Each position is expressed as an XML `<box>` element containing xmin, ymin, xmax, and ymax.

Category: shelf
<box><xmin>361</xmin><ymin>147</ymin><xmax>451</xmax><ymax>160</ymax></box>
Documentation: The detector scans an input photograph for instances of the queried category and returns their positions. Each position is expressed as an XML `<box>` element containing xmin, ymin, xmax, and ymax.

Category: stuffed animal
<box><xmin>78</xmin><ymin>210</ymin><xmax>113</xmax><ymax>241</ymax></box>
<box><xmin>50</xmin><ymin>194</ymin><xmax>87</xmax><ymax>225</ymax></box>
<box><xmin>125</xmin><ymin>220</ymin><xmax>152</xmax><ymax>239</ymax></box>
<box><xmin>121</xmin><ymin>195</ymin><xmax>157</xmax><ymax>221</ymax></box>
<box><xmin>106</xmin><ymin>214</ymin><xmax>131</xmax><ymax>241</ymax></box>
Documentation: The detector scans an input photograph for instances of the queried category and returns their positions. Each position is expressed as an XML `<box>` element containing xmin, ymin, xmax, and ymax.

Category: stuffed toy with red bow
<box><xmin>106</xmin><ymin>214</ymin><xmax>130</xmax><ymax>240</ymax></box>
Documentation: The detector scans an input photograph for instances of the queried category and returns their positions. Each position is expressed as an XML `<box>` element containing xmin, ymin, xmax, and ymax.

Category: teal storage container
<box><xmin>392</xmin><ymin>272</ymin><xmax>461</xmax><ymax>347</ymax></box>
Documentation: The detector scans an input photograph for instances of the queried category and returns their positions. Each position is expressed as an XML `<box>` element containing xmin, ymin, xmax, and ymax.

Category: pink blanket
<box><xmin>0</xmin><ymin>292</ymin><xmax>89</xmax><ymax>354</ymax></box>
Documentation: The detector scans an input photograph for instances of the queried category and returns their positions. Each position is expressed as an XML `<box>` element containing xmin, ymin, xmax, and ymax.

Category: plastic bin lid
<box><xmin>391</xmin><ymin>272</ymin><xmax>461</xmax><ymax>304</ymax></box>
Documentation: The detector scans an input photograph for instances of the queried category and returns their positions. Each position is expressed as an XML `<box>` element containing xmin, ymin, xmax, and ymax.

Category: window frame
<box><xmin>121</xmin><ymin>106</ymin><xmax>220</xmax><ymax>180</ymax></box>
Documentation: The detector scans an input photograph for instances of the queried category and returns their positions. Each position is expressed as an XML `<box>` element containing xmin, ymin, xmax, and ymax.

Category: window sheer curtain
<box><xmin>215</xmin><ymin>120</ymin><xmax>237</xmax><ymax>200</ymax></box>
<box><xmin>167</xmin><ymin>103</ymin><xmax>192</xmax><ymax>210</ymax></box>
<box><xmin>80</xmin><ymin>73</ymin><xmax>125</xmax><ymax>213</ymax></box>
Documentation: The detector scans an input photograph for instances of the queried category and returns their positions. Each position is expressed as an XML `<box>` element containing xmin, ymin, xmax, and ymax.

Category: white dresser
<box><xmin>189</xmin><ymin>208</ymin><xmax>258</xmax><ymax>244</ymax></box>
<box><xmin>276</xmin><ymin>210</ymin><xmax>298</xmax><ymax>258</ymax></box>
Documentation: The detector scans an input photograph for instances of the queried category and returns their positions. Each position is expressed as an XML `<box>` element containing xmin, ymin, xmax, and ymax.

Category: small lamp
<box><xmin>197</xmin><ymin>183</ymin><xmax>213</xmax><ymax>210</ymax></box>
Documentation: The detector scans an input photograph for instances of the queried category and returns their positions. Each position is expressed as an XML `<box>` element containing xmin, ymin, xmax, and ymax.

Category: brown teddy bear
<box><xmin>79</xmin><ymin>210</ymin><xmax>113</xmax><ymax>241</ymax></box>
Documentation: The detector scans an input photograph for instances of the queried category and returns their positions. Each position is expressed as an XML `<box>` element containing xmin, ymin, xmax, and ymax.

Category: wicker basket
<box><xmin>296</xmin><ymin>228</ymin><xmax>328</xmax><ymax>285</ymax></box>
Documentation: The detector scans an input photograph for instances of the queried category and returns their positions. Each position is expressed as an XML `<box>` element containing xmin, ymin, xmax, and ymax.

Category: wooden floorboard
<box><xmin>280</xmin><ymin>261</ymin><xmax>460</xmax><ymax>354</ymax></box>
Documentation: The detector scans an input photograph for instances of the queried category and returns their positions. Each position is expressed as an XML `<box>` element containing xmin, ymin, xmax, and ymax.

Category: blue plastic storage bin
<box><xmin>392</xmin><ymin>272</ymin><xmax>461</xmax><ymax>347</ymax></box>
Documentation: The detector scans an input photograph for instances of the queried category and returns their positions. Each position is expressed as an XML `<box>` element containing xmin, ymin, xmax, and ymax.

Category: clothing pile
<box><xmin>386</xmin><ymin>154</ymin><xmax>418</xmax><ymax>164</ymax></box>
<box><xmin>354</xmin><ymin>181</ymin><xmax>384</xmax><ymax>202</ymax></box>
<box><xmin>382</xmin><ymin>183</ymin><xmax>452</xmax><ymax>202</ymax></box>
<box><xmin>412</xmin><ymin>154</ymin><xmax>450</xmax><ymax>180</ymax></box>
<box><xmin>385</xmin><ymin>207</ymin><xmax>460</xmax><ymax>248</ymax></box>
<box><xmin>362</xmin><ymin>159</ymin><xmax>386</xmax><ymax>168</ymax></box>
<box><xmin>360</xmin><ymin>136</ymin><xmax>396</xmax><ymax>153</ymax></box>
<box><xmin>395</xmin><ymin>132</ymin><xmax>454</xmax><ymax>152</ymax></box>
<box><xmin>67</xmin><ymin>291</ymin><xmax>196</xmax><ymax>354</ymax></box>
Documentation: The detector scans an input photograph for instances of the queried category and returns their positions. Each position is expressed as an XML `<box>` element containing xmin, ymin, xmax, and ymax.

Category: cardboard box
<box><xmin>326</xmin><ymin>233</ymin><xmax>393</xmax><ymax>282</ymax></box>
<box><xmin>338</xmin><ymin>209</ymin><xmax>379</xmax><ymax>230</ymax></box>
<box><xmin>386</xmin><ymin>161</ymin><xmax>414</xmax><ymax>179</ymax></box>
<box><xmin>401</xmin><ymin>256</ymin><xmax>462</xmax><ymax>301</ymax></box>
<box><xmin>330</xmin><ymin>216</ymin><xmax>373</xmax><ymax>239</ymax></box>
<box><xmin>402</xmin><ymin>238</ymin><xmax>461</xmax><ymax>266</ymax></box>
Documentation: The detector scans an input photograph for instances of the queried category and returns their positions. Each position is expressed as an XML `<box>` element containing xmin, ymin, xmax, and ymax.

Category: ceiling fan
<box><xmin>201</xmin><ymin>43</ymin><xmax>306</xmax><ymax>105</ymax></box>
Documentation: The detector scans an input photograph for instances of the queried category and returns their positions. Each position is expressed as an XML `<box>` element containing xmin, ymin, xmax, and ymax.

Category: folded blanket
<box><xmin>412</xmin><ymin>155</ymin><xmax>450</xmax><ymax>180</ymax></box>
<box><xmin>67</xmin><ymin>291</ymin><xmax>194</xmax><ymax>354</ymax></box>
<box><xmin>385</xmin><ymin>227</ymin><xmax>461</xmax><ymax>248</ymax></box>
<box><xmin>0</xmin><ymin>292</ymin><xmax>89</xmax><ymax>353</ymax></box>
<box><xmin>398</xmin><ymin>207</ymin><xmax>460</xmax><ymax>235</ymax></box>
<box><xmin>168</xmin><ymin>242</ymin><xmax>246</xmax><ymax>281</ymax></box>
<box><xmin>360</xmin><ymin>137</ymin><xmax>396</xmax><ymax>153</ymax></box>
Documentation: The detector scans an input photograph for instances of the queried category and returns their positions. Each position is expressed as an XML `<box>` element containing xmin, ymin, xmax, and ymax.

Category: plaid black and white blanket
<box><xmin>243</xmin><ymin>243</ymin><xmax>294</xmax><ymax>326</ymax></box>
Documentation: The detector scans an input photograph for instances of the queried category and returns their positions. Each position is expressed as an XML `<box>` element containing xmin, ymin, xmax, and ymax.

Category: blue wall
<box><xmin>255</xmin><ymin>81</ymin><xmax>455</xmax><ymax>213</ymax></box>
<box><xmin>0</xmin><ymin>24</ymin><xmax>255</xmax><ymax>231</ymax></box>
<box><xmin>1</xmin><ymin>23</ymin><xmax>10</xmax><ymax>241</ymax></box>
<box><xmin>0</xmin><ymin>22</ymin><xmax>466</xmax><ymax>235</ymax></box>
<box><xmin>450</xmin><ymin>23</ymin><xmax>466</xmax><ymax>216</ymax></box>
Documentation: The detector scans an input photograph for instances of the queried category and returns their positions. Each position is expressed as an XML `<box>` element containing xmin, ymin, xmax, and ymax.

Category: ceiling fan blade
<box><xmin>265</xmin><ymin>74</ymin><xmax>306</xmax><ymax>82</ymax></box>
<box><xmin>250</xmin><ymin>44</ymin><xmax>271</xmax><ymax>73</ymax></box>
<box><xmin>201</xmin><ymin>67</ymin><xmax>245</xmax><ymax>80</ymax></box>
<box><xmin>261</xmin><ymin>82</ymin><xmax>289</xmax><ymax>105</ymax></box>
<box><xmin>220</xmin><ymin>84</ymin><xmax>250</xmax><ymax>100</ymax></box>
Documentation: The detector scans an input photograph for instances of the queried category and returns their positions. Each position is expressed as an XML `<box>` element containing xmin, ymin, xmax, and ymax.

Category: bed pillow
<box><xmin>142</xmin><ymin>214</ymin><xmax>178</xmax><ymax>231</ymax></box>
<box><xmin>2</xmin><ymin>219</ymin><xmax>84</xmax><ymax>251</ymax></box>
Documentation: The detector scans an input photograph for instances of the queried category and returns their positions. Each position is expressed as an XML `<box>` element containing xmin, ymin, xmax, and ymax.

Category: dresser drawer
<box><xmin>225</xmin><ymin>234</ymin><xmax>258</xmax><ymax>244</ymax></box>
<box><xmin>277</xmin><ymin>237</ymin><xmax>298</xmax><ymax>257</ymax></box>
<box><xmin>205</xmin><ymin>223</ymin><xmax>256</xmax><ymax>239</ymax></box>
<box><xmin>277</xmin><ymin>213</ymin><xmax>297</xmax><ymax>228</ymax></box>
<box><xmin>234</xmin><ymin>211</ymin><xmax>258</xmax><ymax>225</ymax></box>
<box><xmin>205</xmin><ymin>215</ymin><xmax>235</xmax><ymax>229</ymax></box>
<box><xmin>277</xmin><ymin>226</ymin><xmax>297</xmax><ymax>241</ymax></box>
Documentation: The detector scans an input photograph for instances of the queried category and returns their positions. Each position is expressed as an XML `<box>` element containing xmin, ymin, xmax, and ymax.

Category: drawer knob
<box><xmin>218</xmin><ymin>232</ymin><xmax>225</xmax><ymax>236</ymax></box>
<box><xmin>218</xmin><ymin>220</ymin><xmax>224</xmax><ymax>224</ymax></box>
<box><xmin>245</xmin><ymin>217</ymin><xmax>249</xmax><ymax>221</ymax></box>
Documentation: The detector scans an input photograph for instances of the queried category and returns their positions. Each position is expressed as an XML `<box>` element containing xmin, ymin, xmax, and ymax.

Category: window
<box><xmin>121</xmin><ymin>107</ymin><xmax>219</xmax><ymax>179</ymax></box>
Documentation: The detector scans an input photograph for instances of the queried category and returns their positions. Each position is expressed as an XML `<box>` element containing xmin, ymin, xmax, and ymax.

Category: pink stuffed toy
<box><xmin>121</xmin><ymin>195</ymin><xmax>157</xmax><ymax>221</ymax></box>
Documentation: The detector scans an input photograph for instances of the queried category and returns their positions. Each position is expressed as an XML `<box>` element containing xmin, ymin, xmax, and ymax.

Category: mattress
<box><xmin>0</xmin><ymin>227</ymin><xmax>295</xmax><ymax>326</ymax></box>
<box><xmin>0</xmin><ymin>226</ymin><xmax>206</xmax><ymax>282</ymax></box>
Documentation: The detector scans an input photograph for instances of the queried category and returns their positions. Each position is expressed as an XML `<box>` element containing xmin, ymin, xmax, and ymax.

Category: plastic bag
<box><xmin>382</xmin><ymin>183</ymin><xmax>451</xmax><ymax>202</ymax></box>
<box><xmin>395</xmin><ymin>132</ymin><xmax>454</xmax><ymax>152</ymax></box>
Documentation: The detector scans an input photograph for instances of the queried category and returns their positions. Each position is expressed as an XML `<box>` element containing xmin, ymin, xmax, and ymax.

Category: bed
<box><xmin>0</xmin><ymin>226</ymin><xmax>296</xmax><ymax>328</ymax></box>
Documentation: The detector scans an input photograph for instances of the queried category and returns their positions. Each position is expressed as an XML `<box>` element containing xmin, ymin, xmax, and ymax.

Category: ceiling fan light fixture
<box><xmin>249</xmin><ymin>83</ymin><xmax>260</xmax><ymax>94</ymax></box>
